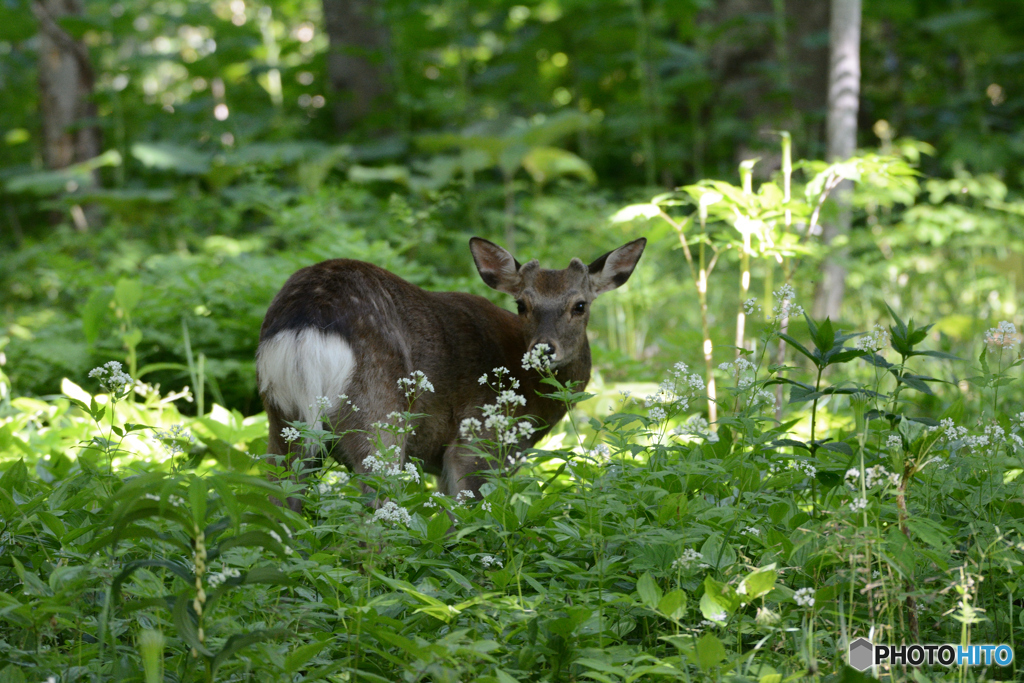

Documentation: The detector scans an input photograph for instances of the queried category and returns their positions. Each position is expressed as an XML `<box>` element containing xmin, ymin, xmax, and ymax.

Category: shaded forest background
<box><xmin>1</xmin><ymin>0</ymin><xmax>1022</xmax><ymax>414</ymax></box>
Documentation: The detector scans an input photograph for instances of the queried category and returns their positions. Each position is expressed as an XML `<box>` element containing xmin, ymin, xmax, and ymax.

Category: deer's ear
<box><xmin>588</xmin><ymin>238</ymin><xmax>646</xmax><ymax>295</ymax></box>
<box><xmin>470</xmin><ymin>237</ymin><xmax>522</xmax><ymax>294</ymax></box>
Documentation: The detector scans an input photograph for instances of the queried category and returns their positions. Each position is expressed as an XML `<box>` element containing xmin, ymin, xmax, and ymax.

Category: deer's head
<box><xmin>470</xmin><ymin>237</ymin><xmax>646</xmax><ymax>369</ymax></box>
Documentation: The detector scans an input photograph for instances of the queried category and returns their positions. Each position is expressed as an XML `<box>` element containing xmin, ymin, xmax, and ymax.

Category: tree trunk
<box><xmin>322</xmin><ymin>0</ymin><xmax>390</xmax><ymax>133</ymax></box>
<box><xmin>814</xmin><ymin>0</ymin><xmax>861</xmax><ymax>320</ymax></box>
<box><xmin>34</xmin><ymin>0</ymin><xmax>100</xmax><ymax>171</ymax></box>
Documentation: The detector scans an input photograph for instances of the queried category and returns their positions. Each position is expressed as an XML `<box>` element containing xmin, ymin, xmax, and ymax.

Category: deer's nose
<box><xmin>531</xmin><ymin>340</ymin><xmax>559</xmax><ymax>358</ymax></box>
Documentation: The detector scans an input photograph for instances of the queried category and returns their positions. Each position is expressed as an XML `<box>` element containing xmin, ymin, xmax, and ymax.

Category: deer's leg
<box><xmin>440</xmin><ymin>443</ymin><xmax>495</xmax><ymax>501</ymax></box>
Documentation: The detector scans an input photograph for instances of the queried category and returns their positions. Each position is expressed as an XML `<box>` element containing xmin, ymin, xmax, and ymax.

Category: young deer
<box><xmin>256</xmin><ymin>237</ymin><xmax>645</xmax><ymax>506</ymax></box>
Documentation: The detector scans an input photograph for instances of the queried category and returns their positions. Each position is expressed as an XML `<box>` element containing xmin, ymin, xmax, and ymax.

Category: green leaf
<box><xmin>212</xmin><ymin>629</ymin><xmax>288</xmax><ymax>673</ymax></box>
<box><xmin>171</xmin><ymin>591</ymin><xmax>212</xmax><ymax>657</ymax></box>
<box><xmin>636</xmin><ymin>572</ymin><xmax>663</xmax><ymax>609</ymax></box>
<box><xmin>907</xmin><ymin>518</ymin><xmax>951</xmax><ymax>550</ymax></box>
<box><xmin>81</xmin><ymin>288</ymin><xmax>113</xmax><ymax>345</ymax></box>
<box><xmin>778</xmin><ymin>334</ymin><xmax>820</xmax><ymax>367</ymax></box>
<box><xmin>132</xmin><ymin>142</ymin><xmax>211</xmax><ymax>175</ymax></box>
<box><xmin>739</xmin><ymin>568</ymin><xmax>777</xmax><ymax>600</ymax></box>
<box><xmin>814</xmin><ymin>317</ymin><xmax>835</xmax><ymax>352</ymax></box>
<box><xmin>695</xmin><ymin>632</ymin><xmax>727</xmax><ymax>671</ymax></box>
<box><xmin>284</xmin><ymin>639</ymin><xmax>331</xmax><ymax>675</ymax></box>
<box><xmin>657</xmin><ymin>589</ymin><xmax>688</xmax><ymax>621</ymax></box>
<box><xmin>189</xmin><ymin>475</ymin><xmax>207</xmax><ymax>527</ymax></box>
<box><xmin>114</xmin><ymin>278</ymin><xmax>143</xmax><ymax>315</ymax></box>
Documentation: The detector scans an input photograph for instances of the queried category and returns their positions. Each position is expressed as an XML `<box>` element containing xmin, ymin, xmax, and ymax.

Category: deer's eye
<box><xmin>516</xmin><ymin>300</ymin><xmax>527</xmax><ymax>315</ymax></box>
<box><xmin>572</xmin><ymin>301</ymin><xmax>587</xmax><ymax>315</ymax></box>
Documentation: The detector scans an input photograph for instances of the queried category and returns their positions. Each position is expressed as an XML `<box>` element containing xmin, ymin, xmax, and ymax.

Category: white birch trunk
<box><xmin>814</xmin><ymin>0</ymin><xmax>861</xmax><ymax>320</ymax></box>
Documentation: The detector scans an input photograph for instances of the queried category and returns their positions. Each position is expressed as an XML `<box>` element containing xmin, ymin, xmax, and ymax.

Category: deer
<box><xmin>256</xmin><ymin>237</ymin><xmax>646</xmax><ymax>509</ymax></box>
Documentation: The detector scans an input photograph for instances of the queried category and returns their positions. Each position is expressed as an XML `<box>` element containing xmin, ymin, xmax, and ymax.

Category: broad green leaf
<box><xmin>739</xmin><ymin>568</ymin><xmax>777</xmax><ymax>600</ymax></box>
<box><xmin>695</xmin><ymin>632</ymin><xmax>727</xmax><ymax>671</ymax></box>
<box><xmin>636</xmin><ymin>572</ymin><xmax>663</xmax><ymax>609</ymax></box>
<box><xmin>658</xmin><ymin>589</ymin><xmax>687</xmax><ymax>621</ymax></box>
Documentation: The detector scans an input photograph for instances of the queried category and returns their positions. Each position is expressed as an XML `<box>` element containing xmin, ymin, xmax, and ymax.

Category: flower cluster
<box><xmin>743</xmin><ymin>297</ymin><xmax>761</xmax><ymax>315</ymax></box>
<box><xmin>88</xmin><ymin>361</ymin><xmax>133</xmax><ymax>392</ymax></box>
<box><xmin>143</xmin><ymin>492</ymin><xmax>186</xmax><ymax>507</ymax></box>
<box><xmin>281</xmin><ymin>427</ymin><xmax>301</xmax><ymax>443</ymax></box>
<box><xmin>671</xmin><ymin>548</ymin><xmax>704</xmax><ymax>571</ymax></box>
<box><xmin>856</xmin><ymin>324</ymin><xmax>891</xmax><ymax>353</ymax></box>
<box><xmin>309</xmin><ymin>395</ymin><xmax>333</xmax><ymax>412</ymax></box>
<box><xmin>372</xmin><ymin>501</ymin><xmax>412</xmax><ymax>527</ymax></box>
<box><xmin>771</xmin><ymin>284</ymin><xmax>804</xmax><ymax>321</ymax></box>
<box><xmin>206</xmin><ymin>567</ymin><xmax>241</xmax><ymax>589</ymax></box>
<box><xmin>845</xmin><ymin>465</ymin><xmax>900</xmax><ymax>489</ymax></box>
<box><xmin>153</xmin><ymin>424</ymin><xmax>195</xmax><ymax>459</ymax></box>
<box><xmin>316</xmin><ymin>470</ymin><xmax>350</xmax><ymax>494</ymax></box>
<box><xmin>455</xmin><ymin>489</ymin><xmax>475</xmax><ymax>505</ymax></box>
<box><xmin>463</xmin><ymin>368</ymin><xmax>536</xmax><ymax>448</ymax></box>
<box><xmin>643</xmin><ymin>362</ymin><xmax>706</xmax><ymax>428</ymax></box>
<box><xmin>398</xmin><ymin>371</ymin><xmax>434</xmax><ymax>399</ymax></box>
<box><xmin>886</xmin><ymin>434</ymin><xmax>903</xmax><ymax>451</ymax></box>
<box><xmin>522</xmin><ymin>343</ymin><xmax>553</xmax><ymax>372</ymax></box>
<box><xmin>793</xmin><ymin>587</ymin><xmax>815</xmax><ymax>607</ymax></box>
<box><xmin>361</xmin><ymin>448</ymin><xmax>421</xmax><ymax>484</ymax></box>
<box><xmin>849</xmin><ymin>497</ymin><xmax>868</xmax><ymax>512</ymax></box>
<box><xmin>789</xmin><ymin>460</ymin><xmax>816</xmax><ymax>478</ymax></box>
<box><xmin>984</xmin><ymin>321</ymin><xmax>1019</xmax><ymax>349</ymax></box>
<box><xmin>673</xmin><ymin>415</ymin><xmax>719</xmax><ymax>444</ymax></box>
<box><xmin>585</xmin><ymin>443</ymin><xmax>611</xmax><ymax>462</ymax></box>
<box><xmin>718</xmin><ymin>357</ymin><xmax>756</xmax><ymax>376</ymax></box>
<box><xmin>480</xmin><ymin>554</ymin><xmax>503</xmax><ymax>569</ymax></box>
<box><xmin>423</xmin><ymin>491</ymin><xmax>447</xmax><ymax>509</ymax></box>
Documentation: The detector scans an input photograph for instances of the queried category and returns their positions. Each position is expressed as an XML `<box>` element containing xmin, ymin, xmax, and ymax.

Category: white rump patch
<box><xmin>256</xmin><ymin>329</ymin><xmax>356</xmax><ymax>428</ymax></box>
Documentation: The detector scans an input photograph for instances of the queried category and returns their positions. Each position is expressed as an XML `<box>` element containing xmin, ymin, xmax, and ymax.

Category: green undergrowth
<box><xmin>1</xmin><ymin>307</ymin><xmax>1023</xmax><ymax>683</ymax></box>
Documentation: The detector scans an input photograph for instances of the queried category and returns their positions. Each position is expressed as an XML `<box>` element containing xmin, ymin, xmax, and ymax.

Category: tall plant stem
<box><xmin>774</xmin><ymin>132</ymin><xmax>793</xmax><ymax>421</ymax></box>
<box><xmin>735</xmin><ymin>161</ymin><xmax>755</xmax><ymax>358</ymax></box>
<box><xmin>661</xmin><ymin>207</ymin><xmax>718</xmax><ymax>425</ymax></box>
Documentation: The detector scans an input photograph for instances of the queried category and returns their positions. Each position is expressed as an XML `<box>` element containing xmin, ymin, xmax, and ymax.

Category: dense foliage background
<box><xmin>1</xmin><ymin>1</ymin><xmax>1023</xmax><ymax>681</ymax></box>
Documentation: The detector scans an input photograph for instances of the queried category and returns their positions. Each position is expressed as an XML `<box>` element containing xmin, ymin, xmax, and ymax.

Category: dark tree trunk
<box><xmin>322</xmin><ymin>0</ymin><xmax>390</xmax><ymax>133</ymax></box>
<box><xmin>814</xmin><ymin>0</ymin><xmax>861</xmax><ymax>320</ymax></box>
<box><xmin>34</xmin><ymin>0</ymin><xmax>100</xmax><ymax>170</ymax></box>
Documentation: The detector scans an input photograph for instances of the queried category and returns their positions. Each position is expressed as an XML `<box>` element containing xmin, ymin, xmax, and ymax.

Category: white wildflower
<box><xmin>672</xmin><ymin>548</ymin><xmax>703</xmax><ymax>571</ymax></box>
<box><xmin>423</xmin><ymin>492</ymin><xmax>446</xmax><ymax>509</ymax></box>
<box><xmin>849</xmin><ymin>497</ymin><xmax>868</xmax><ymax>512</ymax></box>
<box><xmin>771</xmin><ymin>284</ymin><xmax>804</xmax><ymax>320</ymax></box>
<box><xmin>743</xmin><ymin>298</ymin><xmax>760</xmax><ymax>315</ymax></box>
<box><xmin>648</xmin><ymin>406</ymin><xmax>667</xmax><ymax>422</ymax></box>
<box><xmin>206</xmin><ymin>567</ymin><xmax>241</xmax><ymax>589</ymax></box>
<box><xmin>707</xmin><ymin>610</ymin><xmax>728</xmax><ymax>623</ymax></box>
<box><xmin>793</xmin><ymin>587</ymin><xmax>815</xmax><ymax>607</ymax></box>
<box><xmin>791</xmin><ymin>460</ymin><xmax>816</xmax><ymax>478</ymax></box>
<box><xmin>459</xmin><ymin>417</ymin><xmax>482</xmax><ymax>439</ymax></box>
<box><xmin>480</xmin><ymin>554</ymin><xmax>503</xmax><ymax>569</ymax></box>
<box><xmin>455</xmin><ymin>489</ymin><xmax>475</xmax><ymax>505</ymax></box>
<box><xmin>856</xmin><ymin>324</ymin><xmax>891</xmax><ymax>353</ymax></box>
<box><xmin>478</xmin><ymin>374</ymin><xmax>488</xmax><ymax>385</ymax></box>
<box><xmin>398</xmin><ymin>370</ymin><xmax>434</xmax><ymax>397</ymax></box>
<box><xmin>984</xmin><ymin>321</ymin><xmax>1019</xmax><ymax>349</ymax></box>
<box><xmin>372</xmin><ymin>501</ymin><xmax>412</xmax><ymax>527</ymax></box>
<box><xmin>586</xmin><ymin>443</ymin><xmax>611</xmax><ymax>461</ymax></box>
<box><xmin>88</xmin><ymin>360</ymin><xmax>133</xmax><ymax>391</ymax></box>
<box><xmin>522</xmin><ymin>343</ymin><xmax>553</xmax><ymax>372</ymax></box>
<box><xmin>311</xmin><ymin>395</ymin><xmax>333</xmax><ymax>411</ymax></box>
<box><xmin>886</xmin><ymin>434</ymin><xmax>902</xmax><ymax>451</ymax></box>
<box><xmin>743</xmin><ymin>526</ymin><xmax>760</xmax><ymax>536</ymax></box>
<box><xmin>280</xmin><ymin>427</ymin><xmax>301</xmax><ymax>443</ymax></box>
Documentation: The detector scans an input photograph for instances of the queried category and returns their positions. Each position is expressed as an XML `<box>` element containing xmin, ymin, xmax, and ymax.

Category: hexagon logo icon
<box><xmin>849</xmin><ymin>637</ymin><xmax>874</xmax><ymax>672</ymax></box>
